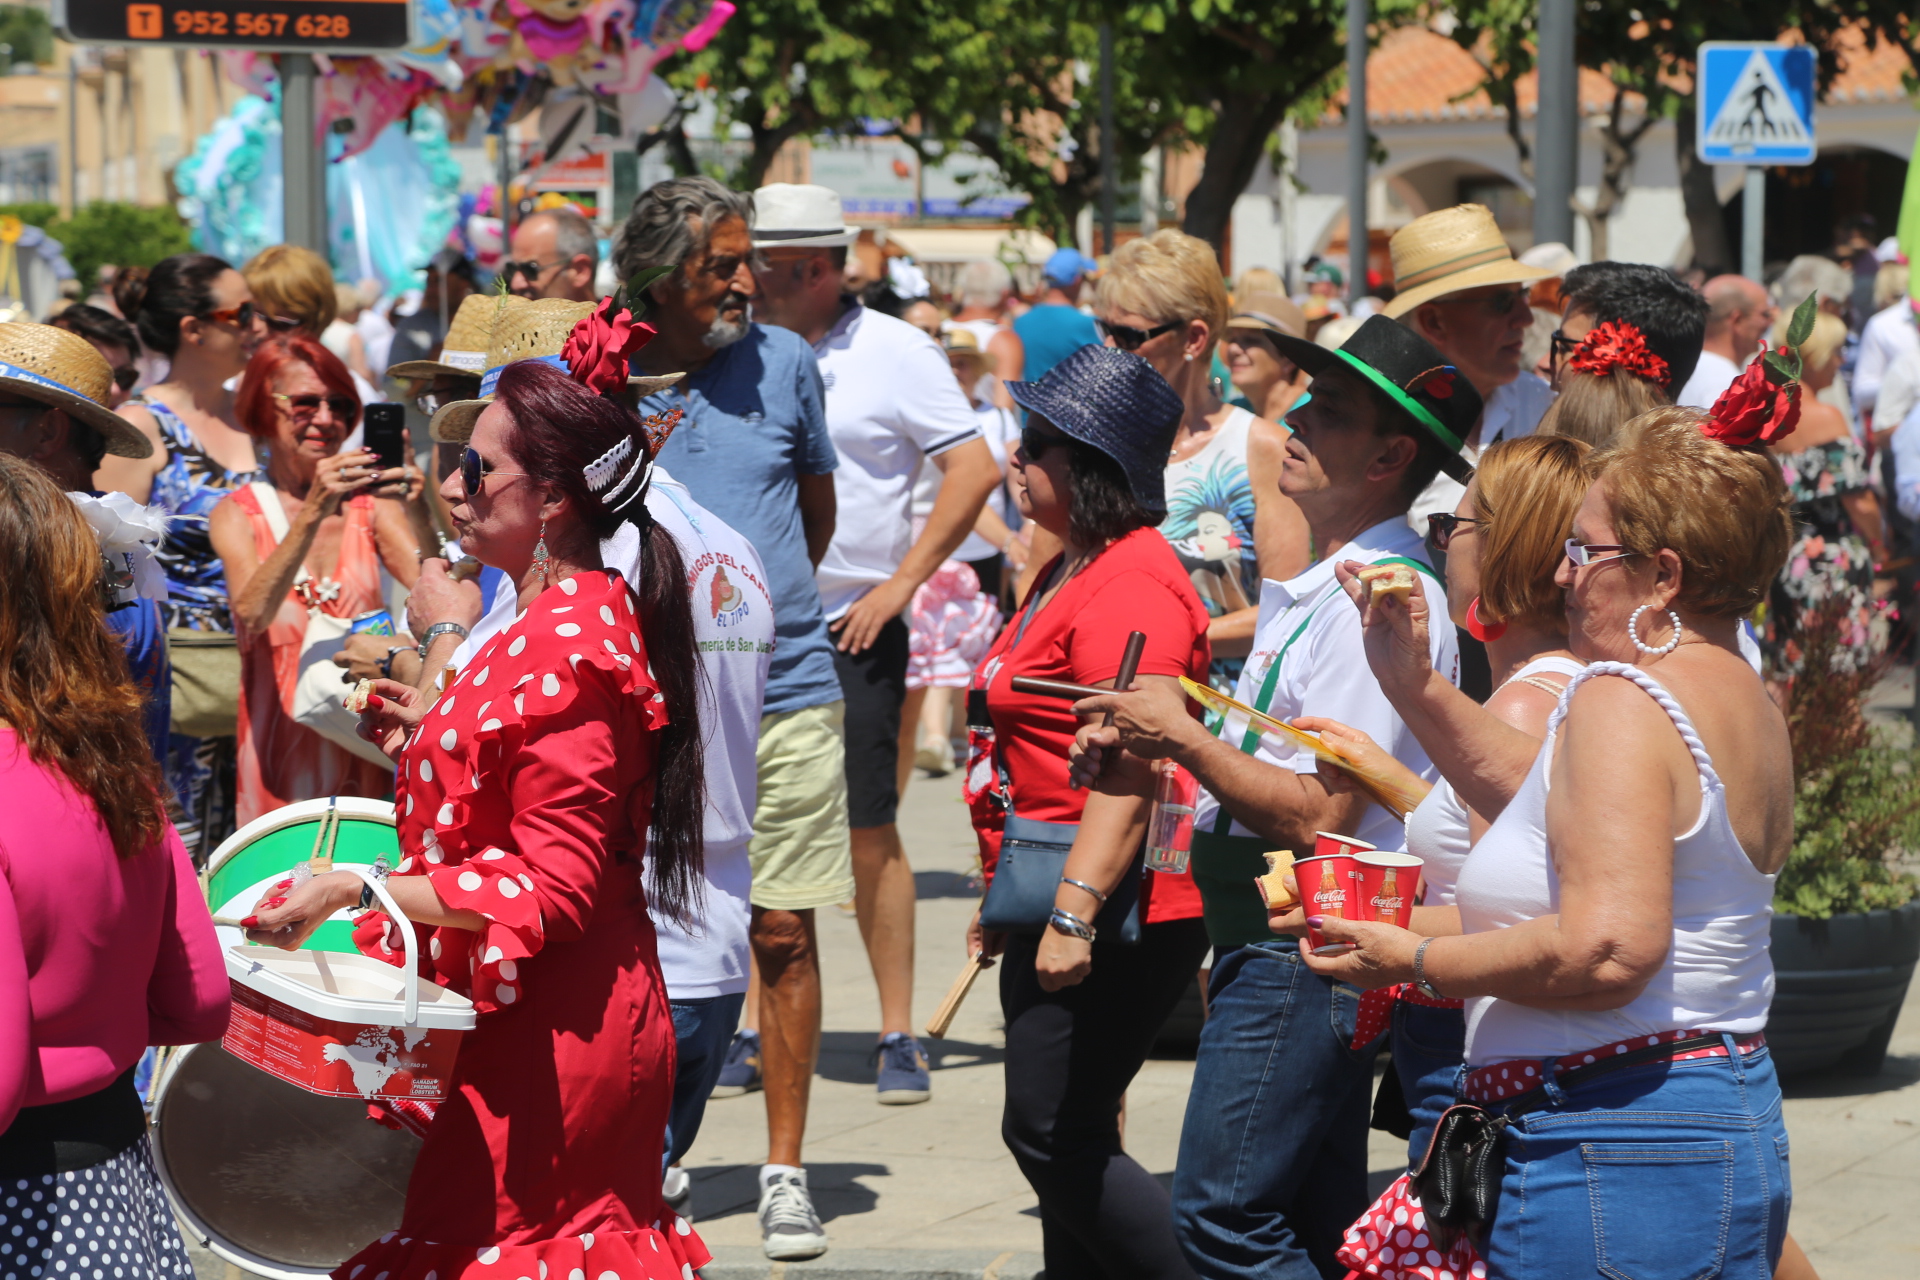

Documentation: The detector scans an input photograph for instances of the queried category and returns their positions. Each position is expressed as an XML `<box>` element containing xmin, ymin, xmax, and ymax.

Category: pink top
<box><xmin>0</xmin><ymin>729</ymin><xmax>230</xmax><ymax>1131</ymax></box>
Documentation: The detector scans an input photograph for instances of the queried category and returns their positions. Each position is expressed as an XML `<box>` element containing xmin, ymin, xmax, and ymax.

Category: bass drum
<box><xmin>151</xmin><ymin>1041</ymin><xmax>420</xmax><ymax>1280</ymax></box>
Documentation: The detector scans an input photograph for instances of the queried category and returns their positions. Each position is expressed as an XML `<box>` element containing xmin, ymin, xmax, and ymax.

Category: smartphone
<box><xmin>363</xmin><ymin>403</ymin><xmax>407</xmax><ymax>473</ymax></box>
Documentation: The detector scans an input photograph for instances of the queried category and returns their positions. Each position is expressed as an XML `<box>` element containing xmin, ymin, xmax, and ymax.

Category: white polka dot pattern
<box><xmin>0</xmin><ymin>1144</ymin><xmax>197</xmax><ymax>1280</ymax></box>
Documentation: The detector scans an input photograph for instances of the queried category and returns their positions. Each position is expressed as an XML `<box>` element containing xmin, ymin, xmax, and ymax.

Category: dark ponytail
<box><xmin>122</xmin><ymin>253</ymin><xmax>233</xmax><ymax>357</ymax></box>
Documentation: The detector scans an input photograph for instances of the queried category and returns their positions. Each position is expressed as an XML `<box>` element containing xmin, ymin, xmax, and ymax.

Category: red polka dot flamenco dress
<box><xmin>337</xmin><ymin>568</ymin><xmax>709</xmax><ymax>1280</ymax></box>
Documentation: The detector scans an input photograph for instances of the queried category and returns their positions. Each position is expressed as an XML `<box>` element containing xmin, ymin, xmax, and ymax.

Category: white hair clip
<box><xmin>583</xmin><ymin>435</ymin><xmax>635</xmax><ymax>493</ymax></box>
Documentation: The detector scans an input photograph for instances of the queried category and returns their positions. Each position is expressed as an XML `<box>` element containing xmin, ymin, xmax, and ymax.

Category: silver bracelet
<box><xmin>1048</xmin><ymin>907</ymin><xmax>1097</xmax><ymax>942</ymax></box>
<box><xmin>1059</xmin><ymin>877</ymin><xmax>1109</xmax><ymax>905</ymax></box>
<box><xmin>1412</xmin><ymin>937</ymin><xmax>1443</xmax><ymax>1000</ymax></box>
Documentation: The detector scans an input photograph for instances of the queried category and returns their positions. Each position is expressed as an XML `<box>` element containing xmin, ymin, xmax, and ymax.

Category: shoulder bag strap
<box><xmin>247</xmin><ymin>480</ymin><xmax>312</xmax><ymax>591</ymax></box>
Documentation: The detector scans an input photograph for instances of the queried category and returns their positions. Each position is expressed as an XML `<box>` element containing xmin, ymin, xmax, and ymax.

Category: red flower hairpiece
<box><xmin>561</xmin><ymin>296</ymin><xmax>658</xmax><ymax>398</ymax></box>
<box><xmin>1704</xmin><ymin>341</ymin><xmax>1801</xmax><ymax>448</ymax></box>
<box><xmin>1567</xmin><ymin>319</ymin><xmax>1669</xmax><ymax>384</ymax></box>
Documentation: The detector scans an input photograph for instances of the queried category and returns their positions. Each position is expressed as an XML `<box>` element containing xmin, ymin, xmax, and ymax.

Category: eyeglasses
<box><xmin>1548</xmin><ymin>328</ymin><xmax>1580</xmax><ymax>383</ymax></box>
<box><xmin>461</xmin><ymin>445</ymin><xmax>531</xmax><ymax>497</ymax></box>
<box><xmin>1097</xmin><ymin>318</ymin><xmax>1182</xmax><ymax>352</ymax></box>
<box><xmin>273</xmin><ymin>392</ymin><xmax>359</xmax><ymax>421</ymax></box>
<box><xmin>1019</xmin><ymin>423</ymin><xmax>1075</xmax><ymax>461</ymax></box>
<box><xmin>501</xmin><ymin>259</ymin><xmax>563</xmax><ymax>284</ymax></box>
<box><xmin>1425</xmin><ymin>512</ymin><xmax>1483</xmax><ymax>551</ymax></box>
<box><xmin>111</xmin><ymin>366</ymin><xmax>138</xmax><ymax>391</ymax></box>
<box><xmin>265</xmin><ymin>314</ymin><xmax>304</xmax><ymax>334</ymax></box>
<box><xmin>1563</xmin><ymin>538</ymin><xmax>1639</xmax><ymax>568</ymax></box>
<box><xmin>199</xmin><ymin>302</ymin><xmax>260</xmax><ymax>330</ymax></box>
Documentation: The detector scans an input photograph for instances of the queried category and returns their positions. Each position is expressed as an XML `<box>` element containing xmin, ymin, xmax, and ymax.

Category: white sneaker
<box><xmin>758</xmin><ymin>1167</ymin><xmax>828</xmax><ymax>1261</ymax></box>
<box><xmin>662</xmin><ymin>1165</ymin><xmax>692</xmax><ymax>1223</ymax></box>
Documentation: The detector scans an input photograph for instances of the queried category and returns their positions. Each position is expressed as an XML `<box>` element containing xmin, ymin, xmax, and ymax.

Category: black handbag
<box><xmin>978</xmin><ymin>812</ymin><xmax>1144</xmax><ymax>944</ymax></box>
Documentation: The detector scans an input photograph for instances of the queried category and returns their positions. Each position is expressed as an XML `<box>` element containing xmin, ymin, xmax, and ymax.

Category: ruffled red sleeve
<box><xmin>354</xmin><ymin>570</ymin><xmax>666</xmax><ymax>1014</ymax></box>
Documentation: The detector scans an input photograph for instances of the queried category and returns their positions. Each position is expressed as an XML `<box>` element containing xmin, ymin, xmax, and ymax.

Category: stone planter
<box><xmin>1768</xmin><ymin>899</ymin><xmax>1920</xmax><ymax>1076</ymax></box>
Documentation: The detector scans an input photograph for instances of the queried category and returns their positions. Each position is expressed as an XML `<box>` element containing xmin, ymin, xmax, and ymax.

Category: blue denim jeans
<box><xmin>663</xmin><ymin>991</ymin><xmax>747</xmax><ymax>1171</ymax></box>
<box><xmin>1171</xmin><ymin>939</ymin><xmax>1383</xmax><ymax>1280</ymax></box>
<box><xmin>1483</xmin><ymin>1040</ymin><xmax>1790</xmax><ymax>1280</ymax></box>
<box><xmin>1390</xmin><ymin>1000</ymin><xmax>1466</xmax><ymax>1166</ymax></box>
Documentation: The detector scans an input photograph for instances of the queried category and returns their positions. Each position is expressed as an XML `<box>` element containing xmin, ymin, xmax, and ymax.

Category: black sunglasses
<box><xmin>501</xmin><ymin>259</ymin><xmax>562</xmax><ymax>283</ymax></box>
<box><xmin>273</xmin><ymin>392</ymin><xmax>359</xmax><ymax>421</ymax></box>
<box><xmin>1020</xmin><ymin>423</ymin><xmax>1077</xmax><ymax>460</ymax></box>
<box><xmin>461</xmin><ymin>445</ymin><xmax>531</xmax><ymax>497</ymax></box>
<box><xmin>1097</xmin><ymin>318</ymin><xmax>1182</xmax><ymax>352</ymax></box>
<box><xmin>1425</xmin><ymin>512</ymin><xmax>1483</xmax><ymax>551</ymax></box>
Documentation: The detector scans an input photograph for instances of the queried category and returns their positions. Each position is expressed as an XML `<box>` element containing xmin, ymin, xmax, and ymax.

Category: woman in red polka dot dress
<box><xmin>241</xmin><ymin>352</ymin><xmax>710</xmax><ymax>1280</ymax></box>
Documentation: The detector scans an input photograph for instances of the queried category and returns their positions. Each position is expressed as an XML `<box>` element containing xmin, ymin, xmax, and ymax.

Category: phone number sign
<box><xmin>57</xmin><ymin>0</ymin><xmax>411</xmax><ymax>53</ymax></box>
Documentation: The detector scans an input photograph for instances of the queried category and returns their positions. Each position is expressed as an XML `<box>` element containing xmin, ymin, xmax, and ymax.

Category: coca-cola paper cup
<box><xmin>1354</xmin><ymin>851</ymin><xmax>1423</xmax><ymax>928</ymax></box>
<box><xmin>1313</xmin><ymin>830</ymin><xmax>1376</xmax><ymax>861</ymax></box>
<box><xmin>1294</xmin><ymin>853</ymin><xmax>1362</xmax><ymax>954</ymax></box>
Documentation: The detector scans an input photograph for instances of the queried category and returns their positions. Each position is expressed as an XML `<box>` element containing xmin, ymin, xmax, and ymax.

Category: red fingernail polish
<box><xmin>239</xmin><ymin>915</ymin><xmax>259</xmax><ymax>928</ymax></box>
<box><xmin>367</xmin><ymin>694</ymin><xmax>385</xmax><ymax>709</ymax></box>
<box><xmin>264</xmin><ymin>897</ymin><xmax>286</xmax><ymax>908</ymax></box>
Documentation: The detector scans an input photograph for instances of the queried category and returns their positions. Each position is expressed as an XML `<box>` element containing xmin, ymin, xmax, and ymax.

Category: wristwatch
<box><xmin>417</xmin><ymin>621</ymin><xmax>469</xmax><ymax>658</ymax></box>
<box><xmin>377</xmin><ymin>645</ymin><xmax>408</xmax><ymax>680</ymax></box>
<box><xmin>1412</xmin><ymin>937</ymin><xmax>1444</xmax><ymax>1001</ymax></box>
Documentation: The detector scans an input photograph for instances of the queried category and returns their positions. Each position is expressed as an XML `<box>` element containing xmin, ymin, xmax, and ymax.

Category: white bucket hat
<box><xmin>752</xmin><ymin>183</ymin><xmax>857</xmax><ymax>249</ymax></box>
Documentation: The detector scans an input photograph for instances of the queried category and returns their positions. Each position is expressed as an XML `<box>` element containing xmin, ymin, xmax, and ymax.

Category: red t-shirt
<box><xmin>977</xmin><ymin>526</ymin><xmax>1209</xmax><ymax>923</ymax></box>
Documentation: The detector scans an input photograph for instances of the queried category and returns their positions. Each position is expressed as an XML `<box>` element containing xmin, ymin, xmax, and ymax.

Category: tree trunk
<box><xmin>1674</xmin><ymin>104</ymin><xmax>1734</xmax><ymax>272</ymax></box>
<box><xmin>1181</xmin><ymin>89</ymin><xmax>1293</xmax><ymax>254</ymax></box>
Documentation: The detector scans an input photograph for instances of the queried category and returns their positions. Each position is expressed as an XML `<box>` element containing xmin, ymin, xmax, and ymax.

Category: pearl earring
<box><xmin>1627</xmin><ymin>604</ymin><xmax>1681</xmax><ymax>657</ymax></box>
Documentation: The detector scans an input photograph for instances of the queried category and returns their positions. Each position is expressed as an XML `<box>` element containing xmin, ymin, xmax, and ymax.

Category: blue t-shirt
<box><xmin>641</xmin><ymin>324</ymin><xmax>843</xmax><ymax>716</ymax></box>
<box><xmin>1014</xmin><ymin>304</ymin><xmax>1101</xmax><ymax>381</ymax></box>
<box><xmin>105</xmin><ymin>597</ymin><xmax>170</xmax><ymax>764</ymax></box>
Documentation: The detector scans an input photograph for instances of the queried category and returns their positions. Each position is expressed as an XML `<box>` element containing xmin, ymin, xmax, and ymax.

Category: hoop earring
<box><xmin>532</xmin><ymin>518</ymin><xmax>551</xmax><ymax>588</ymax></box>
<box><xmin>1627</xmin><ymin>603</ymin><xmax>1682</xmax><ymax>657</ymax></box>
<box><xmin>1465</xmin><ymin>596</ymin><xmax>1506</xmax><ymax>642</ymax></box>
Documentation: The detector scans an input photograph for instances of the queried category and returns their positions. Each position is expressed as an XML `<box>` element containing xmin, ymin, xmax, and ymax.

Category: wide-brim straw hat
<box><xmin>941</xmin><ymin>328</ymin><xmax>988</xmax><ymax>362</ymax></box>
<box><xmin>388</xmin><ymin>294</ymin><xmax>527</xmax><ymax>380</ymax></box>
<box><xmin>1381</xmin><ymin>204</ymin><xmax>1553</xmax><ymax>319</ymax></box>
<box><xmin>1226</xmin><ymin>291</ymin><xmax>1308</xmax><ymax>340</ymax></box>
<box><xmin>429</xmin><ymin>298</ymin><xmax>685</xmax><ymax>444</ymax></box>
<box><xmin>0</xmin><ymin>323</ymin><xmax>150</xmax><ymax>457</ymax></box>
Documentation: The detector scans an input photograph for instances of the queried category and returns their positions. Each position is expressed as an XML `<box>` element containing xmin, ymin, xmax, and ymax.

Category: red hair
<box><xmin>235</xmin><ymin>333</ymin><xmax>360</xmax><ymax>439</ymax></box>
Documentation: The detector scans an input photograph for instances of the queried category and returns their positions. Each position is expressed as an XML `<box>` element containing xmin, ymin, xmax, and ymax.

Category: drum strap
<box><xmin>0</xmin><ymin>1066</ymin><xmax>145</xmax><ymax>1176</ymax></box>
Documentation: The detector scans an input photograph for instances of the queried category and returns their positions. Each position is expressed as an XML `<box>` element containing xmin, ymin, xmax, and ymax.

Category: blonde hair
<box><xmin>1772</xmin><ymin>309</ymin><xmax>1846</xmax><ymax>374</ymax></box>
<box><xmin>1536</xmin><ymin>369</ymin><xmax>1670</xmax><ymax>447</ymax></box>
<box><xmin>1473</xmin><ymin>436</ymin><xmax>1595</xmax><ymax>630</ymax></box>
<box><xmin>1873</xmin><ymin>261</ymin><xmax>1908</xmax><ymax>310</ymax></box>
<box><xmin>244</xmin><ymin>244</ymin><xmax>337</xmax><ymax>337</ymax></box>
<box><xmin>1594</xmin><ymin>406</ymin><xmax>1793</xmax><ymax>618</ymax></box>
<box><xmin>1094</xmin><ymin>229</ymin><xmax>1230</xmax><ymax>348</ymax></box>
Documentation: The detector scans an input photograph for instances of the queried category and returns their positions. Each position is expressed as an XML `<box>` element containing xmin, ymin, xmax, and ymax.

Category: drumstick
<box><xmin>925</xmin><ymin>953</ymin><xmax>994</xmax><ymax>1039</ymax></box>
<box><xmin>309</xmin><ymin>797</ymin><xmax>341</xmax><ymax>876</ymax></box>
<box><xmin>1010</xmin><ymin>676</ymin><xmax>1111</xmax><ymax>701</ymax></box>
<box><xmin>1098</xmin><ymin>631</ymin><xmax>1147</xmax><ymax>776</ymax></box>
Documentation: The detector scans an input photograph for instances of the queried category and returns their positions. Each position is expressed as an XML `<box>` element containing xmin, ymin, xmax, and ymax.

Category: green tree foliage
<box><xmin>0</xmin><ymin>202</ymin><xmax>193</xmax><ymax>299</ymax></box>
<box><xmin>0</xmin><ymin>5</ymin><xmax>53</xmax><ymax>72</ymax></box>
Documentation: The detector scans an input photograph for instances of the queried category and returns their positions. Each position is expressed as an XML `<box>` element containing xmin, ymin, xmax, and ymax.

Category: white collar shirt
<box><xmin>1677</xmin><ymin>350</ymin><xmax>1743</xmax><ymax>411</ymax></box>
<box><xmin>1852</xmin><ymin>301</ymin><xmax>1920</xmax><ymax>414</ymax></box>
<box><xmin>1407</xmin><ymin>372</ymin><xmax>1552</xmax><ymax>531</ymax></box>
<box><xmin>1193</xmin><ymin>517</ymin><xmax>1459</xmax><ymax>851</ymax></box>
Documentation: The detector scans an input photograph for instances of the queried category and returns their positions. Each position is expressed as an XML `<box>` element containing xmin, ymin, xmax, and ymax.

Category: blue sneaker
<box><xmin>711</xmin><ymin>1029</ymin><xmax>762</xmax><ymax>1098</ymax></box>
<box><xmin>870</xmin><ymin>1032</ymin><xmax>930</xmax><ymax>1105</ymax></box>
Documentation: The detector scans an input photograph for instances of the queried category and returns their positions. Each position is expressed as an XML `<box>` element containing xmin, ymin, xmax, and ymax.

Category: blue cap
<box><xmin>1043</xmin><ymin>248</ymin><xmax>1099</xmax><ymax>287</ymax></box>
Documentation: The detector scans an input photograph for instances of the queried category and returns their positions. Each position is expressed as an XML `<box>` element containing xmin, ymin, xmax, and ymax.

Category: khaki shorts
<box><xmin>749</xmin><ymin>700</ymin><xmax>854</xmax><ymax>911</ymax></box>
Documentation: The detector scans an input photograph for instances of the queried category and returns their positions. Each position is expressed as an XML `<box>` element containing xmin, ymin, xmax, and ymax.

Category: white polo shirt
<box><xmin>1407</xmin><ymin>372</ymin><xmax>1553</xmax><ymax>531</ymax></box>
<box><xmin>1192</xmin><ymin>517</ymin><xmax>1460</xmax><ymax>853</ymax></box>
<box><xmin>812</xmin><ymin>303</ymin><xmax>983</xmax><ymax>620</ymax></box>
<box><xmin>449</xmin><ymin>467</ymin><xmax>770</xmax><ymax>1000</ymax></box>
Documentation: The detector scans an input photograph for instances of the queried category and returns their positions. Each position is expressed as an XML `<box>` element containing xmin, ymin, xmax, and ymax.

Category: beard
<box><xmin>703</xmin><ymin>293</ymin><xmax>752</xmax><ymax>350</ymax></box>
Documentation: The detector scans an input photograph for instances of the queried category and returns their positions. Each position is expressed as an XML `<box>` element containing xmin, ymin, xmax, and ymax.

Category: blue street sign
<box><xmin>1697</xmin><ymin>43</ymin><xmax>1817</xmax><ymax>165</ymax></box>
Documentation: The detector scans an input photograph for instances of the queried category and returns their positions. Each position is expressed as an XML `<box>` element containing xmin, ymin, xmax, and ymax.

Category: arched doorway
<box><xmin>1725</xmin><ymin>144</ymin><xmax>1908</xmax><ymax>270</ymax></box>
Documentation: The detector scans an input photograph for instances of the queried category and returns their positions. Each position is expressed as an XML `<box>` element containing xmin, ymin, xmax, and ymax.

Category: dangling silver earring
<box><xmin>532</xmin><ymin>518</ymin><xmax>551</xmax><ymax>588</ymax></box>
<box><xmin>1627</xmin><ymin>603</ymin><xmax>1682</xmax><ymax>657</ymax></box>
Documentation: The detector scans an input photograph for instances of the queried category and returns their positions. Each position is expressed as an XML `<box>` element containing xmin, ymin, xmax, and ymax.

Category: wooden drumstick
<box><xmin>1010</xmin><ymin>676</ymin><xmax>1111</xmax><ymax>701</ymax></box>
<box><xmin>1097</xmin><ymin>630</ymin><xmax>1147</xmax><ymax>775</ymax></box>
<box><xmin>925</xmin><ymin>952</ymin><xmax>994</xmax><ymax>1039</ymax></box>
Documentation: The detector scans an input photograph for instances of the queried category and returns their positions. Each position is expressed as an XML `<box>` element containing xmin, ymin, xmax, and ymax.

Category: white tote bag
<box><xmin>249</xmin><ymin>481</ymin><xmax>395</xmax><ymax>770</ymax></box>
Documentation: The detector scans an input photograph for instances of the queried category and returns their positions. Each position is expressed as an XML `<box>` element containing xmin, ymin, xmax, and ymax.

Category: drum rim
<box><xmin>207</xmin><ymin>797</ymin><xmax>397</xmax><ymax>878</ymax></box>
<box><xmin>148</xmin><ymin>1044</ymin><xmax>372</xmax><ymax>1280</ymax></box>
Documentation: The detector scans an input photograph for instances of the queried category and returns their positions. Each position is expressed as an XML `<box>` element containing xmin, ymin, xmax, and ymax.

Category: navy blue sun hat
<box><xmin>1005</xmin><ymin>345</ymin><xmax>1183</xmax><ymax>512</ymax></box>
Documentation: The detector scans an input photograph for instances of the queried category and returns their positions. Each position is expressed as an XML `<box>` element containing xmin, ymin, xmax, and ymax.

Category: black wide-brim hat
<box><xmin>1004</xmin><ymin>345</ymin><xmax>1184</xmax><ymax>512</ymax></box>
<box><xmin>1271</xmin><ymin>315</ymin><xmax>1484</xmax><ymax>480</ymax></box>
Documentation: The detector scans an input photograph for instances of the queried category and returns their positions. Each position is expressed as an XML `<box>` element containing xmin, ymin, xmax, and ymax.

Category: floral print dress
<box><xmin>1762</xmin><ymin>435</ymin><xmax>1882</xmax><ymax>673</ymax></box>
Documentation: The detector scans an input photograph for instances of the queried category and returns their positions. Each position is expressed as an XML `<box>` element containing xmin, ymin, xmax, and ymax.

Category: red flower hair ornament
<box><xmin>1568</xmin><ymin>319</ymin><xmax>1669</xmax><ymax>384</ymax></box>
<box><xmin>1701</xmin><ymin>293</ymin><xmax>1819</xmax><ymax>449</ymax></box>
<box><xmin>560</xmin><ymin>296</ymin><xmax>658</xmax><ymax>397</ymax></box>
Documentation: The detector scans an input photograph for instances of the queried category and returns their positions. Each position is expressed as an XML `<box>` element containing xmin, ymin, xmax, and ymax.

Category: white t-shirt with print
<box><xmin>813</xmin><ymin>304</ymin><xmax>983</xmax><ymax>620</ymax></box>
<box><xmin>448</xmin><ymin>468</ymin><xmax>769</xmax><ymax>1000</ymax></box>
<box><xmin>912</xmin><ymin>399</ymin><xmax>1019</xmax><ymax>564</ymax></box>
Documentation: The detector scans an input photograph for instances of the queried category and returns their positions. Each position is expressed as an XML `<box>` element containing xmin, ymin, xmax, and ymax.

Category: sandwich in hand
<box><xmin>1255</xmin><ymin>850</ymin><xmax>1297</xmax><ymax>913</ymax></box>
<box><xmin>1356</xmin><ymin>562</ymin><xmax>1416</xmax><ymax>603</ymax></box>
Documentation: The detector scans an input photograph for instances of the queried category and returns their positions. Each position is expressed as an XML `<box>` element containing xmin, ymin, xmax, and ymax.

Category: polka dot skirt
<box><xmin>0</xmin><ymin>1143</ymin><xmax>195</xmax><ymax>1280</ymax></box>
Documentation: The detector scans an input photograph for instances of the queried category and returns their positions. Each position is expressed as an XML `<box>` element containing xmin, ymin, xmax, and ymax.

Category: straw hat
<box><xmin>1226</xmin><ymin>292</ymin><xmax>1308</xmax><ymax>340</ymax></box>
<box><xmin>388</xmin><ymin>294</ymin><xmax>529</xmax><ymax>379</ymax></box>
<box><xmin>941</xmin><ymin>328</ymin><xmax>988</xmax><ymax>362</ymax></box>
<box><xmin>429</xmin><ymin>299</ymin><xmax>685</xmax><ymax>444</ymax></box>
<box><xmin>0</xmin><ymin>323</ymin><xmax>150</xmax><ymax>458</ymax></box>
<box><xmin>1381</xmin><ymin>205</ymin><xmax>1552</xmax><ymax>319</ymax></box>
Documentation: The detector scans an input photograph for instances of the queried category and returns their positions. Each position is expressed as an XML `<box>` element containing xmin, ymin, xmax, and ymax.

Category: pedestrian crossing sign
<box><xmin>1697</xmin><ymin>43</ymin><xmax>1817</xmax><ymax>165</ymax></box>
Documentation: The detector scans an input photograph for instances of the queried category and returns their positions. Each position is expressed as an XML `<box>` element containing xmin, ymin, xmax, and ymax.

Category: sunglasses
<box><xmin>1097</xmin><ymin>318</ymin><xmax>1182</xmax><ymax>352</ymax></box>
<box><xmin>1563</xmin><ymin>538</ymin><xmax>1639</xmax><ymax>568</ymax></box>
<box><xmin>265</xmin><ymin>314</ymin><xmax>304</xmax><ymax>334</ymax></box>
<box><xmin>1019</xmin><ymin>423</ymin><xmax>1076</xmax><ymax>461</ymax></box>
<box><xmin>199</xmin><ymin>301</ymin><xmax>260</xmax><ymax>330</ymax></box>
<box><xmin>111</xmin><ymin>366</ymin><xmax>138</xmax><ymax>391</ymax></box>
<box><xmin>1425</xmin><ymin>512</ymin><xmax>1483</xmax><ymax>551</ymax></box>
<box><xmin>501</xmin><ymin>259</ymin><xmax>563</xmax><ymax>284</ymax></box>
<box><xmin>273</xmin><ymin>392</ymin><xmax>359</xmax><ymax>421</ymax></box>
<box><xmin>461</xmin><ymin>445</ymin><xmax>531</xmax><ymax>498</ymax></box>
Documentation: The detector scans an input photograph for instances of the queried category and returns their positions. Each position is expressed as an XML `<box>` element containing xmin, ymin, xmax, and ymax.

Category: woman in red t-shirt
<box><xmin>964</xmin><ymin>345</ymin><xmax>1211</xmax><ymax>1279</ymax></box>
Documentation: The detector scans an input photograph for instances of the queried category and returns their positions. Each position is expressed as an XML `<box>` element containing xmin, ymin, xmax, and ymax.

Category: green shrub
<box><xmin>0</xmin><ymin>202</ymin><xmax>192</xmax><ymax>296</ymax></box>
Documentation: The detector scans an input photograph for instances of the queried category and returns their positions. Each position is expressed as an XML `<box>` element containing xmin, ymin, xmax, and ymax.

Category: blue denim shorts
<box><xmin>1481</xmin><ymin>1040</ymin><xmax>1789</xmax><ymax>1280</ymax></box>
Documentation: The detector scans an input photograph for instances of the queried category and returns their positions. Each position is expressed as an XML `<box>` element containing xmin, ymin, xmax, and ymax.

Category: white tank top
<box><xmin>1454</xmin><ymin>662</ymin><xmax>1776</xmax><ymax>1065</ymax></box>
<box><xmin>1404</xmin><ymin>655</ymin><xmax>1586</xmax><ymax>905</ymax></box>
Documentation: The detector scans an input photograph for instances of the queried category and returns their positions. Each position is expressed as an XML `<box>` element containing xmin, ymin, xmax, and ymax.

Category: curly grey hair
<box><xmin>613</xmin><ymin>176</ymin><xmax>755</xmax><ymax>293</ymax></box>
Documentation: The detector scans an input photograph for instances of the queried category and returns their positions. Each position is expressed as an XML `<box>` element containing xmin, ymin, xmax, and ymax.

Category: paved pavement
<box><xmin>187</xmin><ymin>767</ymin><xmax>1920</xmax><ymax>1280</ymax></box>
